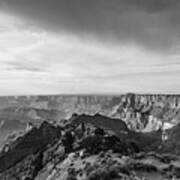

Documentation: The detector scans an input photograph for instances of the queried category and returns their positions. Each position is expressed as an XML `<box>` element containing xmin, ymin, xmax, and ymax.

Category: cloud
<box><xmin>1</xmin><ymin>0</ymin><xmax>180</xmax><ymax>52</ymax></box>
<box><xmin>0</xmin><ymin>1</ymin><xmax>180</xmax><ymax>94</ymax></box>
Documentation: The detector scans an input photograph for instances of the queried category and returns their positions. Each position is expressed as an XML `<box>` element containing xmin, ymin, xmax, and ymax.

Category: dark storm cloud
<box><xmin>2</xmin><ymin>0</ymin><xmax>180</xmax><ymax>52</ymax></box>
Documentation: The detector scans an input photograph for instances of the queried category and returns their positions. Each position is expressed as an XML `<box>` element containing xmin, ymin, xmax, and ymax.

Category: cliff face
<box><xmin>0</xmin><ymin>94</ymin><xmax>180</xmax><ymax>134</ymax></box>
<box><xmin>0</xmin><ymin>121</ymin><xmax>61</xmax><ymax>173</ymax></box>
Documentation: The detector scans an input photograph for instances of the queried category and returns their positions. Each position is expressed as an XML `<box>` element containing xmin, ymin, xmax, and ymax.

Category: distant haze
<box><xmin>0</xmin><ymin>0</ymin><xmax>180</xmax><ymax>95</ymax></box>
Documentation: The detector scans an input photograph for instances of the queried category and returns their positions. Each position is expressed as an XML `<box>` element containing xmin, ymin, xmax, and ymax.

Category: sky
<box><xmin>0</xmin><ymin>0</ymin><xmax>180</xmax><ymax>95</ymax></box>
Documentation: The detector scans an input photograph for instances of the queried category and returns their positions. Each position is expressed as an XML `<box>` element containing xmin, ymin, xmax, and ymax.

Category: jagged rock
<box><xmin>72</xmin><ymin>113</ymin><xmax>129</xmax><ymax>135</ymax></box>
<box><xmin>1</xmin><ymin>113</ymin><xmax>180</xmax><ymax>180</ymax></box>
<box><xmin>0</xmin><ymin>121</ymin><xmax>61</xmax><ymax>173</ymax></box>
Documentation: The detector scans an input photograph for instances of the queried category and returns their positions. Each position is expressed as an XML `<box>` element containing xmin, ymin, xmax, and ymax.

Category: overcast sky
<box><xmin>0</xmin><ymin>0</ymin><xmax>180</xmax><ymax>95</ymax></box>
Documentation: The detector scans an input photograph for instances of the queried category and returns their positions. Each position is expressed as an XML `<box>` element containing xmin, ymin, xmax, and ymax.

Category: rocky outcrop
<box><xmin>72</xmin><ymin>113</ymin><xmax>129</xmax><ymax>135</ymax></box>
<box><xmin>0</xmin><ymin>113</ymin><xmax>180</xmax><ymax>179</ymax></box>
<box><xmin>0</xmin><ymin>121</ymin><xmax>61</xmax><ymax>173</ymax></box>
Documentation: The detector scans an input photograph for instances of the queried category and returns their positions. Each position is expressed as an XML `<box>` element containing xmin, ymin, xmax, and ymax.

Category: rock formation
<box><xmin>0</xmin><ymin>113</ymin><xmax>180</xmax><ymax>179</ymax></box>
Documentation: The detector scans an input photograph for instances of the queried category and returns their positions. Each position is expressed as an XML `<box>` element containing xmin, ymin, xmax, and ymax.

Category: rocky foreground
<box><xmin>0</xmin><ymin>114</ymin><xmax>180</xmax><ymax>180</ymax></box>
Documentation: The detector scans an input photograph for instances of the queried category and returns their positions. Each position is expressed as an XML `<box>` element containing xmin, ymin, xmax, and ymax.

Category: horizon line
<box><xmin>1</xmin><ymin>92</ymin><xmax>180</xmax><ymax>97</ymax></box>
